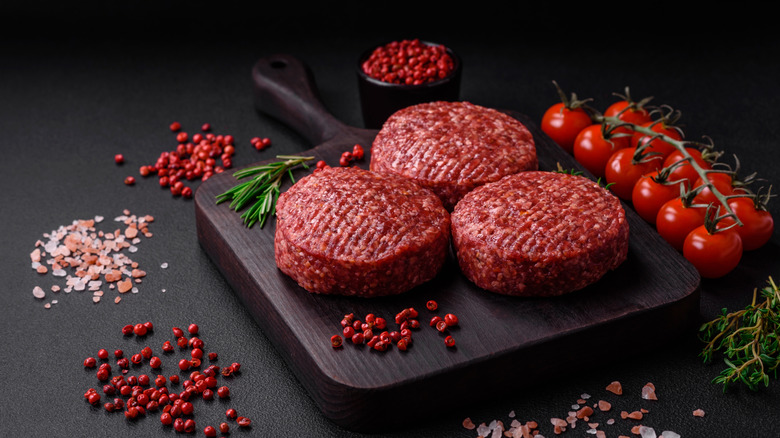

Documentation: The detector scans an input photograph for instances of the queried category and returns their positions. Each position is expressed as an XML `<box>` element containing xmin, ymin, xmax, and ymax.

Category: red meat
<box><xmin>370</xmin><ymin>101</ymin><xmax>537</xmax><ymax>211</ymax></box>
<box><xmin>451</xmin><ymin>171</ymin><xmax>629</xmax><ymax>297</ymax></box>
<box><xmin>274</xmin><ymin>166</ymin><xmax>451</xmax><ymax>297</ymax></box>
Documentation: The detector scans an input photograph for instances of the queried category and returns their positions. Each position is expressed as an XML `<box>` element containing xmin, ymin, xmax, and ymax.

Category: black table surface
<box><xmin>2</xmin><ymin>4</ymin><xmax>779</xmax><ymax>437</ymax></box>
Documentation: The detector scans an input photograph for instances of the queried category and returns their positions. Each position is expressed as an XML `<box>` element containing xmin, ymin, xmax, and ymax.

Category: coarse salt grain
<box><xmin>642</xmin><ymin>383</ymin><xmax>658</xmax><ymax>400</ymax></box>
<box><xmin>606</xmin><ymin>381</ymin><xmax>622</xmax><ymax>395</ymax></box>
<box><xmin>33</xmin><ymin>286</ymin><xmax>45</xmax><ymax>299</ymax></box>
<box><xmin>639</xmin><ymin>426</ymin><xmax>657</xmax><ymax>438</ymax></box>
<box><xmin>28</xmin><ymin>211</ymin><xmax>154</xmax><ymax>307</ymax></box>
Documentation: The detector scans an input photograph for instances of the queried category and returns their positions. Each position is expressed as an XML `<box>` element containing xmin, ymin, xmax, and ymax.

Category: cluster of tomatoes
<box><xmin>541</xmin><ymin>83</ymin><xmax>774</xmax><ymax>279</ymax></box>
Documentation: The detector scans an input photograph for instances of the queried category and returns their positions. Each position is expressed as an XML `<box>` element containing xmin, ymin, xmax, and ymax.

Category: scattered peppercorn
<box><xmin>352</xmin><ymin>144</ymin><xmax>365</xmax><ymax>160</ymax></box>
<box><xmin>251</xmin><ymin>137</ymin><xmax>272</xmax><ymax>151</ymax></box>
<box><xmin>81</xmin><ymin>321</ymin><xmax>251</xmax><ymax>431</ymax></box>
<box><xmin>133</xmin><ymin>323</ymin><xmax>147</xmax><ymax>336</ymax></box>
<box><xmin>128</xmin><ymin>122</ymin><xmax>251</xmax><ymax>199</ymax></box>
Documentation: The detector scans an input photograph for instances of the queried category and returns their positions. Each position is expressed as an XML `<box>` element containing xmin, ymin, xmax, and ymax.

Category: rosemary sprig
<box><xmin>699</xmin><ymin>276</ymin><xmax>780</xmax><ymax>391</ymax></box>
<box><xmin>216</xmin><ymin>155</ymin><xmax>315</xmax><ymax>228</ymax></box>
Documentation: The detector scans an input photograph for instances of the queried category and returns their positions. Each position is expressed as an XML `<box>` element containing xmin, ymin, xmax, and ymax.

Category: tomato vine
<box><xmin>543</xmin><ymin>82</ymin><xmax>775</xmax><ymax>278</ymax></box>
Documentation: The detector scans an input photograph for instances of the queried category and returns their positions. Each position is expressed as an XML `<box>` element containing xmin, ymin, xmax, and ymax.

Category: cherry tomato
<box><xmin>720</xmin><ymin>196</ymin><xmax>774</xmax><ymax>251</ymax></box>
<box><xmin>631</xmin><ymin>120</ymin><xmax>684</xmax><ymax>159</ymax></box>
<box><xmin>692</xmin><ymin>172</ymin><xmax>734</xmax><ymax>206</ymax></box>
<box><xmin>663</xmin><ymin>147</ymin><xmax>713</xmax><ymax>192</ymax></box>
<box><xmin>683</xmin><ymin>222</ymin><xmax>743</xmax><ymax>279</ymax></box>
<box><xmin>604</xmin><ymin>99</ymin><xmax>653</xmax><ymax>126</ymax></box>
<box><xmin>604</xmin><ymin>147</ymin><xmax>664</xmax><ymax>200</ymax></box>
<box><xmin>603</xmin><ymin>99</ymin><xmax>653</xmax><ymax>148</ymax></box>
<box><xmin>572</xmin><ymin>124</ymin><xmax>625</xmax><ymax>179</ymax></box>
<box><xmin>655</xmin><ymin>197</ymin><xmax>708</xmax><ymax>251</ymax></box>
<box><xmin>541</xmin><ymin>102</ymin><xmax>592</xmax><ymax>154</ymax></box>
<box><xmin>632</xmin><ymin>170</ymin><xmax>682</xmax><ymax>224</ymax></box>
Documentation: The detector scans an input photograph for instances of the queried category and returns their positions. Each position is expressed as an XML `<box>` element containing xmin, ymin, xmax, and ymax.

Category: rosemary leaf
<box><xmin>216</xmin><ymin>155</ymin><xmax>314</xmax><ymax>228</ymax></box>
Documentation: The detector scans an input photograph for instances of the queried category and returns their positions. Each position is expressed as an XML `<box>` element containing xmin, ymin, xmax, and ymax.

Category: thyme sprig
<box><xmin>699</xmin><ymin>276</ymin><xmax>780</xmax><ymax>391</ymax></box>
<box><xmin>216</xmin><ymin>155</ymin><xmax>315</xmax><ymax>228</ymax></box>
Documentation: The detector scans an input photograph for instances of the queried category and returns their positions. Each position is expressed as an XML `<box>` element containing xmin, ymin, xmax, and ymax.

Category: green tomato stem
<box><xmin>600</xmin><ymin>115</ymin><xmax>742</xmax><ymax>228</ymax></box>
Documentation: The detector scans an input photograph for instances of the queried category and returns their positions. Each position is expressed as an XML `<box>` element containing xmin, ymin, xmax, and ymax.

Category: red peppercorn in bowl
<box><xmin>357</xmin><ymin>39</ymin><xmax>462</xmax><ymax>129</ymax></box>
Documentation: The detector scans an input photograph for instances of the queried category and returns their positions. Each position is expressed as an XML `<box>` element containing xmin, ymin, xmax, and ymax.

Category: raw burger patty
<box><xmin>451</xmin><ymin>171</ymin><xmax>629</xmax><ymax>297</ymax></box>
<box><xmin>370</xmin><ymin>101</ymin><xmax>537</xmax><ymax>211</ymax></box>
<box><xmin>274</xmin><ymin>166</ymin><xmax>451</xmax><ymax>297</ymax></box>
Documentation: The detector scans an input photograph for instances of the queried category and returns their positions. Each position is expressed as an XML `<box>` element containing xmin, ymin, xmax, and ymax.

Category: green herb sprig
<box><xmin>216</xmin><ymin>155</ymin><xmax>314</xmax><ymax>228</ymax></box>
<box><xmin>699</xmin><ymin>276</ymin><xmax>780</xmax><ymax>391</ymax></box>
<box><xmin>554</xmin><ymin>162</ymin><xmax>614</xmax><ymax>190</ymax></box>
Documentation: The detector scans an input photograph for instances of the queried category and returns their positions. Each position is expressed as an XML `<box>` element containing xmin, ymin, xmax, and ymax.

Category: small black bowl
<box><xmin>356</xmin><ymin>41</ymin><xmax>462</xmax><ymax>129</ymax></box>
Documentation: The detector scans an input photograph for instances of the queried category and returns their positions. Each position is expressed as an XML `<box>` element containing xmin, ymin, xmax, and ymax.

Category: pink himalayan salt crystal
<box><xmin>32</xmin><ymin>286</ymin><xmax>45</xmax><ymax>299</ymax></box>
<box><xmin>642</xmin><ymin>383</ymin><xmax>658</xmax><ymax>400</ymax></box>
<box><xmin>606</xmin><ymin>381</ymin><xmax>622</xmax><ymax>395</ymax></box>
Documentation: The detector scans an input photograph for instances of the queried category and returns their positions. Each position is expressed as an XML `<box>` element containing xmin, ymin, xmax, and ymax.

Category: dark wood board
<box><xmin>193</xmin><ymin>54</ymin><xmax>701</xmax><ymax>432</ymax></box>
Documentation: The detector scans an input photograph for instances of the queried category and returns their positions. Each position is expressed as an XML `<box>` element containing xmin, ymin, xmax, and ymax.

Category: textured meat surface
<box><xmin>274</xmin><ymin>166</ymin><xmax>451</xmax><ymax>297</ymax></box>
<box><xmin>370</xmin><ymin>101</ymin><xmax>537</xmax><ymax>211</ymax></box>
<box><xmin>451</xmin><ymin>171</ymin><xmax>629</xmax><ymax>297</ymax></box>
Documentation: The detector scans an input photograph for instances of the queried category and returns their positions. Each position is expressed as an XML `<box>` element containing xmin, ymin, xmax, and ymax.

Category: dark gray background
<box><xmin>2</xmin><ymin>3</ymin><xmax>779</xmax><ymax>437</ymax></box>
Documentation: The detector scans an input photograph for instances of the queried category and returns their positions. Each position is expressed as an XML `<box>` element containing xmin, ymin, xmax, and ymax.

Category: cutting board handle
<box><xmin>251</xmin><ymin>54</ymin><xmax>348</xmax><ymax>146</ymax></box>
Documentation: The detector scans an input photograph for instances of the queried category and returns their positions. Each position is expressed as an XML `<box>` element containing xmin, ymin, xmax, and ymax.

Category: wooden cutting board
<box><xmin>193</xmin><ymin>54</ymin><xmax>701</xmax><ymax>432</ymax></box>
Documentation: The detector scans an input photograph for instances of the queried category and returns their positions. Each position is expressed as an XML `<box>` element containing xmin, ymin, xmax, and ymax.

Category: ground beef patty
<box><xmin>370</xmin><ymin>101</ymin><xmax>537</xmax><ymax>211</ymax></box>
<box><xmin>274</xmin><ymin>166</ymin><xmax>451</xmax><ymax>297</ymax></box>
<box><xmin>451</xmin><ymin>171</ymin><xmax>629</xmax><ymax>297</ymax></box>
